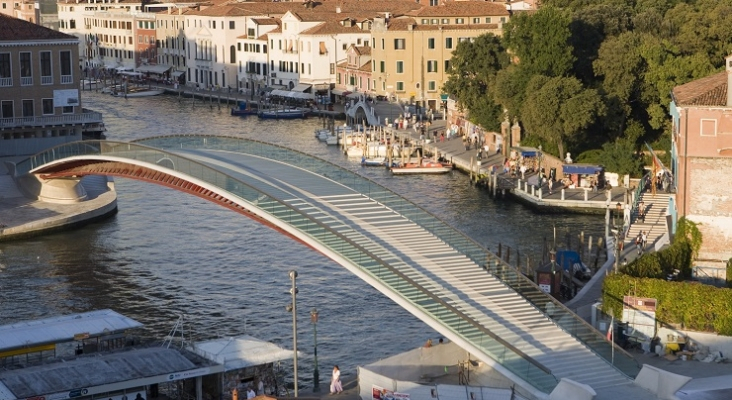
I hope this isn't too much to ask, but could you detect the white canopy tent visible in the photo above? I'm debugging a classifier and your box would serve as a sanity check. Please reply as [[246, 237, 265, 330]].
[[189, 335, 295, 372]]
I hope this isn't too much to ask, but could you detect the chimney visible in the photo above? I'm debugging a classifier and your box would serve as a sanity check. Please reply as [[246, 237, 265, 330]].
[[727, 54, 732, 107], [336, 5, 341, 13], [408, 23, 413, 30]]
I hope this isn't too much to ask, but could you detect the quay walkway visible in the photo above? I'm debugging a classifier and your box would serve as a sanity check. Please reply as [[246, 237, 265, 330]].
[[6, 136, 667, 400]]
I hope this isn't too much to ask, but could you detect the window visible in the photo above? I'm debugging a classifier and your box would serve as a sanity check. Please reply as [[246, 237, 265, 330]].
[[60, 51, 72, 81], [396, 81, 404, 91], [431, 19, 438, 24], [22, 99, 33, 117], [229, 46, 236, 63], [19, 52, 31, 77], [62, 106, 73, 114], [456, 18, 464, 24], [337, 73, 341, 84], [472, 18, 480, 23], [380, 61, 385, 73], [700, 119, 717, 137], [0, 53, 10, 80], [319, 41, 327, 55], [485, 17, 492, 23], [428, 81, 436, 91], [459, 37, 470, 43], [427, 60, 437, 73], [42, 98, 54, 115], [40, 51, 52, 84], [69, 19, 76, 29], [394, 39, 405, 50], [237, 43, 241, 51], [445, 37, 453, 49], [330, 63, 335, 74], [0, 101, 12, 118], [427, 38, 435, 49], [444, 59, 451, 72], [441, 18, 449, 24], [421, 19, 428, 24], [396, 61, 403, 73], [229, 21, 235, 29], [500, 17, 506, 23]]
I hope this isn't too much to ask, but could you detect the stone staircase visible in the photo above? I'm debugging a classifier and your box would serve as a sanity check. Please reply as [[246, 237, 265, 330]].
[[625, 192, 672, 251]]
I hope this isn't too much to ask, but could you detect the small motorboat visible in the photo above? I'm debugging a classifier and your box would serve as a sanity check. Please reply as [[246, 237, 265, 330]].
[[112, 86, 164, 97], [361, 157, 387, 167], [390, 158, 453, 175]]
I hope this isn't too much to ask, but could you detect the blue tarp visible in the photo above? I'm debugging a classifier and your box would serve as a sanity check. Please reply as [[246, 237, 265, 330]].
[[512, 147, 540, 157], [556, 250, 581, 272], [562, 164, 603, 175]]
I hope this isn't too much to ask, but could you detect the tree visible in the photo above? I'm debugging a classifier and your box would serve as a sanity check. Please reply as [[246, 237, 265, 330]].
[[520, 75, 606, 158], [502, 7, 576, 78], [442, 34, 509, 131]]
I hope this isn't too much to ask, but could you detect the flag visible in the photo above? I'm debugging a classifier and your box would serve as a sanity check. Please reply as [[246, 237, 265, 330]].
[[606, 316, 614, 341]]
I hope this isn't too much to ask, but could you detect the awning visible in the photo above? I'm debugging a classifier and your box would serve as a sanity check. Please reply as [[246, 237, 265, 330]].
[[171, 70, 185, 78], [511, 146, 541, 157], [292, 83, 311, 92], [136, 64, 172, 74], [331, 89, 346, 96], [346, 92, 362, 99], [562, 163, 604, 175]]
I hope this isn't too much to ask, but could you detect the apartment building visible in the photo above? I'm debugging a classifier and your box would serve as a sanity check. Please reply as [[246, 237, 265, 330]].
[[370, 2, 508, 110], [235, 17, 278, 94], [156, 6, 190, 80], [0, 15, 104, 157], [335, 44, 371, 94], [669, 56, 732, 264], [0, 0, 40, 23]]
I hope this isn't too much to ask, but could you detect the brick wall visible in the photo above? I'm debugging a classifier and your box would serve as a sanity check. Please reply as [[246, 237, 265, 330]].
[[687, 157, 732, 262]]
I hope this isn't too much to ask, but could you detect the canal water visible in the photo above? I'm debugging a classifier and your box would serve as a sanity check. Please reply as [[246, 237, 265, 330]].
[[0, 92, 605, 388]]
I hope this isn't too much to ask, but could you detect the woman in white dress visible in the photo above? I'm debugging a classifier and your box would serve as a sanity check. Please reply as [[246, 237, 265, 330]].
[[330, 365, 343, 394]]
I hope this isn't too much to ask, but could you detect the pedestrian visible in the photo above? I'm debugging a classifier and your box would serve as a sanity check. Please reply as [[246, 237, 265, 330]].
[[330, 365, 343, 395], [641, 231, 648, 250], [246, 386, 256, 399]]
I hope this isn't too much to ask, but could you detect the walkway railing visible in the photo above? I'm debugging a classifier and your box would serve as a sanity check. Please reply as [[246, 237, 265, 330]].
[[17, 136, 641, 391]]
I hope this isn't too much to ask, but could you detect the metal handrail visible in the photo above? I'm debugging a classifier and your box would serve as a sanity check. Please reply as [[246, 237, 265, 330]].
[[630, 172, 650, 224], [18, 138, 558, 391]]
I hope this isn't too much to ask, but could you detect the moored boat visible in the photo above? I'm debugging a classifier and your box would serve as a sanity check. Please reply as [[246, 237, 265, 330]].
[[231, 101, 257, 116], [361, 157, 388, 167], [258, 108, 306, 119], [390, 158, 453, 175], [112, 86, 164, 97]]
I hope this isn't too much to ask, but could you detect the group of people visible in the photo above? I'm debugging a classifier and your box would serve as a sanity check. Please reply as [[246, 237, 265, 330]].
[[635, 231, 648, 255]]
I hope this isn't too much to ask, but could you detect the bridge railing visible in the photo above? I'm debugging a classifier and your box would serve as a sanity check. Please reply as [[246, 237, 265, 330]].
[[20, 136, 639, 386]]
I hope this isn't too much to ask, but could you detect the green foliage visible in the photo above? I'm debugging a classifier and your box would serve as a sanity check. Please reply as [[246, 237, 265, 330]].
[[676, 217, 703, 258], [603, 274, 732, 334], [597, 138, 645, 177], [502, 7, 576, 78], [520, 75, 605, 158], [442, 34, 509, 131], [620, 235, 692, 279]]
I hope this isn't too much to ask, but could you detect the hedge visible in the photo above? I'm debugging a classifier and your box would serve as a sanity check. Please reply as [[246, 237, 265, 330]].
[[602, 218, 732, 335], [602, 274, 732, 335]]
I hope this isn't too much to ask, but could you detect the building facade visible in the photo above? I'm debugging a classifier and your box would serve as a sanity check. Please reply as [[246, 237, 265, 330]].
[[370, 2, 508, 111], [0, 14, 104, 157], [669, 55, 732, 264], [335, 44, 371, 94]]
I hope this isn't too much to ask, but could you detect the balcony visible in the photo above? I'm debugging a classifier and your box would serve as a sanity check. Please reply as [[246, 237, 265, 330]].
[[41, 76, 53, 85], [0, 77, 11, 87], [0, 111, 103, 130], [21, 76, 33, 86], [61, 75, 73, 84]]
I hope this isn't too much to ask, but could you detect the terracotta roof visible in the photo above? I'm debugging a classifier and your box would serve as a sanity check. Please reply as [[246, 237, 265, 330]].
[[359, 60, 371, 72], [0, 14, 76, 41], [387, 17, 499, 31], [672, 71, 729, 107], [355, 45, 371, 56], [252, 17, 279, 25], [406, 2, 509, 17], [299, 20, 368, 35]]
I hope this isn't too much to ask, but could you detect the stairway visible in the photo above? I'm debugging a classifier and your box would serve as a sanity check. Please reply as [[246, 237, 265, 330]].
[[625, 192, 672, 251]]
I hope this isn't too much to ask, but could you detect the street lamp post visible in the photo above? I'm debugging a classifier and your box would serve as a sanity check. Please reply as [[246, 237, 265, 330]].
[[286, 270, 299, 397], [538, 145, 543, 190], [614, 202, 623, 272], [310, 308, 320, 392]]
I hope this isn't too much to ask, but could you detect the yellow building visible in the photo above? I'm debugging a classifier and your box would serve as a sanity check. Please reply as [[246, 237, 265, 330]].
[[370, 2, 508, 110]]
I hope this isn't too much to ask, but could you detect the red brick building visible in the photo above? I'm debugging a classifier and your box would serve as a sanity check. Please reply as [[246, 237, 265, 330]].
[[670, 55, 732, 265]]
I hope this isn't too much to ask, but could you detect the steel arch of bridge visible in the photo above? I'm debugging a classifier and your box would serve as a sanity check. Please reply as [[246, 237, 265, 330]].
[[16, 136, 640, 396]]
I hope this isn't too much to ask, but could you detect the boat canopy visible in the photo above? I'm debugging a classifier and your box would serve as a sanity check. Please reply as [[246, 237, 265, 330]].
[[511, 146, 541, 157], [562, 163, 603, 175], [270, 89, 315, 99]]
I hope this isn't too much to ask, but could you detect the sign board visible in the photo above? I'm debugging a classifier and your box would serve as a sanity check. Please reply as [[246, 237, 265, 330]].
[[622, 296, 657, 339], [53, 89, 80, 108], [73, 332, 90, 340], [68, 388, 88, 398], [372, 385, 410, 400], [440, 94, 448, 101], [167, 367, 211, 381]]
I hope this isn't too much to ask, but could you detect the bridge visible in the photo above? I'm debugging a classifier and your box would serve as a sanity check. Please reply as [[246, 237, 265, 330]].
[[13, 136, 644, 399]]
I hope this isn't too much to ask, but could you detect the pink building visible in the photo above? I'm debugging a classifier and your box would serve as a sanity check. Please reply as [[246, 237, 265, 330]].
[[669, 55, 732, 264], [335, 45, 372, 96]]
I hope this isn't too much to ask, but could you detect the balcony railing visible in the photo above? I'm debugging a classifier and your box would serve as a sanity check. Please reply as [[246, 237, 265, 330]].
[[21, 76, 33, 86], [41, 76, 53, 85], [0, 111, 103, 129], [0, 77, 11, 87], [61, 75, 73, 84]]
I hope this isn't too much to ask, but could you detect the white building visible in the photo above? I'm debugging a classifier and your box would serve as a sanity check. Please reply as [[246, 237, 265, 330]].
[[156, 6, 190, 81], [235, 17, 278, 95]]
